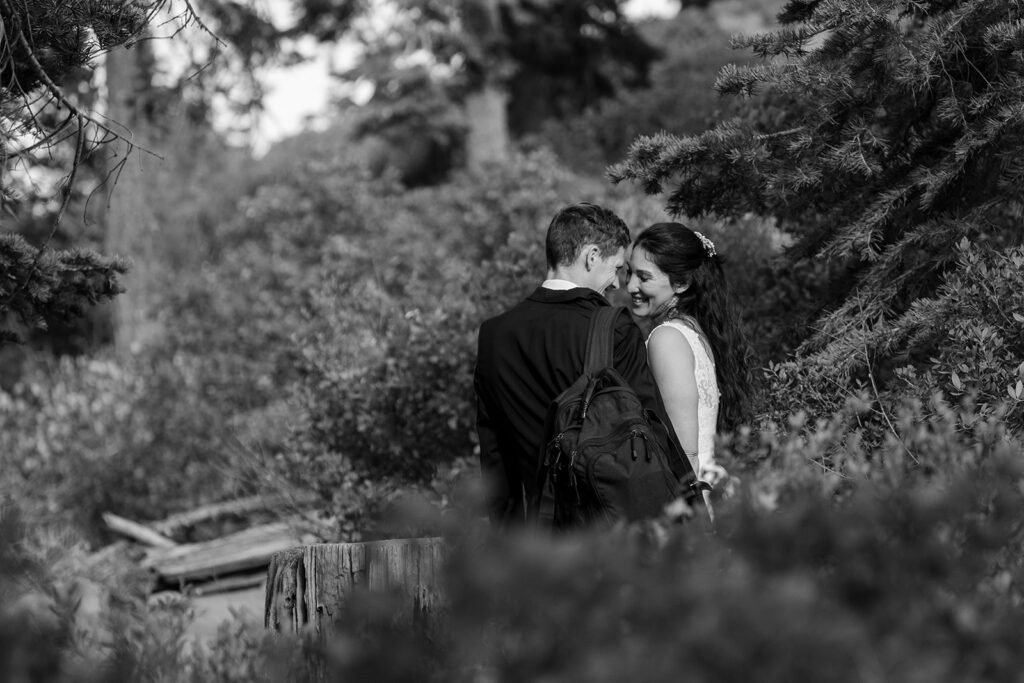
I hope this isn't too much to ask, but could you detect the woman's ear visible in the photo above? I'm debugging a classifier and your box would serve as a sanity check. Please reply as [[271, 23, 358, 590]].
[[674, 282, 689, 294]]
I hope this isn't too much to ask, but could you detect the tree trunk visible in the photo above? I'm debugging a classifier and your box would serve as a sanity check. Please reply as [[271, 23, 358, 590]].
[[265, 538, 446, 637], [103, 42, 162, 357], [462, 0, 509, 168], [465, 84, 510, 169]]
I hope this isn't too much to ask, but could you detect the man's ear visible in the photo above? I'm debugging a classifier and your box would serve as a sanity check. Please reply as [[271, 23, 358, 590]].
[[583, 245, 600, 271]]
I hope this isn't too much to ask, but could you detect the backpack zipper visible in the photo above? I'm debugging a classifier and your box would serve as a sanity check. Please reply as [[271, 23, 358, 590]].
[[574, 421, 648, 454], [637, 430, 651, 462]]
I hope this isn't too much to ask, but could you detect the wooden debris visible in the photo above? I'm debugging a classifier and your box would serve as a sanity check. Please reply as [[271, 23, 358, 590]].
[[151, 494, 316, 536], [102, 512, 177, 548], [144, 522, 309, 584], [265, 537, 446, 636]]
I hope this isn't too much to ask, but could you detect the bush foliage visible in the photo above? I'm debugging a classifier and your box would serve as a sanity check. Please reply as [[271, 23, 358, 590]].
[[4, 400, 1021, 682], [760, 241, 1024, 443], [0, 354, 246, 539]]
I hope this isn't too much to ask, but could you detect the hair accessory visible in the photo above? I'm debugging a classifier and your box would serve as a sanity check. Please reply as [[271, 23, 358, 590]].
[[693, 231, 716, 258]]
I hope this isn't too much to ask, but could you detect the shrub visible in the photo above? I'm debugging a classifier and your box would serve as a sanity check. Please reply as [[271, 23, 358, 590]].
[[894, 242, 1024, 433], [757, 241, 1024, 439], [0, 353, 242, 539], [281, 151, 616, 508]]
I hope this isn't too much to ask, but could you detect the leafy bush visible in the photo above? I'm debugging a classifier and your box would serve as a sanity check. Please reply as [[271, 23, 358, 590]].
[[758, 241, 1024, 440], [280, 152, 569, 510], [0, 354, 242, 538], [895, 242, 1024, 433]]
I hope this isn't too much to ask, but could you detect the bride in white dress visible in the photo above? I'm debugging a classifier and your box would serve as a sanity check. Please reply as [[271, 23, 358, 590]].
[[626, 223, 750, 489]]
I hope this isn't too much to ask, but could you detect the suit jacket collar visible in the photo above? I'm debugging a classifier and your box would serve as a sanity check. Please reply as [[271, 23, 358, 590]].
[[526, 286, 610, 306]]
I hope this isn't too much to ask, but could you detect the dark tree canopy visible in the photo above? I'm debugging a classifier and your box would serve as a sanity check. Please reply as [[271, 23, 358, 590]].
[[612, 0, 1024, 378]]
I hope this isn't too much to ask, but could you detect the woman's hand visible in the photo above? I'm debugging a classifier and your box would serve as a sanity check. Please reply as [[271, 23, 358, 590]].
[[698, 460, 728, 488]]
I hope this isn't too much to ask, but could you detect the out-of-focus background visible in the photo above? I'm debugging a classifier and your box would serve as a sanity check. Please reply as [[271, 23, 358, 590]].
[[2, 0, 1023, 680]]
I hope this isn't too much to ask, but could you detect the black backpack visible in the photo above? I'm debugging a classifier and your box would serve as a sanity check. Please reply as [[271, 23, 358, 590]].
[[534, 306, 707, 528]]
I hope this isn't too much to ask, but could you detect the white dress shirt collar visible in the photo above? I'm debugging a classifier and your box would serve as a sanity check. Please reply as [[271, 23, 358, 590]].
[[541, 278, 582, 290]]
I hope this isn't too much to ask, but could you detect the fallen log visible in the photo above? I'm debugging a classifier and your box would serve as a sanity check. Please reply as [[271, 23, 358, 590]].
[[102, 512, 177, 548], [265, 537, 445, 636], [150, 493, 318, 536], [144, 522, 310, 584]]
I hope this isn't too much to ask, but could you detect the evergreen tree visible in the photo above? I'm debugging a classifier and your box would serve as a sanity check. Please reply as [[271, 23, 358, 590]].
[[0, 1, 275, 346], [611, 0, 1024, 387], [0, 0, 151, 344]]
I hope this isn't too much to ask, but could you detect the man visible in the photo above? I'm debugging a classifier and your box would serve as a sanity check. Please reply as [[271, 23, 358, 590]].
[[474, 202, 695, 528]]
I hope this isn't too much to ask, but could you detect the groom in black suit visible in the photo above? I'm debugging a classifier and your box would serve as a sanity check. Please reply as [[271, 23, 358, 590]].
[[474, 202, 692, 528]]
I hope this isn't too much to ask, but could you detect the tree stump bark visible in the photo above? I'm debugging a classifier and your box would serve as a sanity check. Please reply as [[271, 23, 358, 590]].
[[264, 538, 445, 637]]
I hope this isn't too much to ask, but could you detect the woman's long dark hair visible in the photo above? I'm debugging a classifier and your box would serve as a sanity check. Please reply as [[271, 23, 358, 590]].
[[633, 222, 751, 430]]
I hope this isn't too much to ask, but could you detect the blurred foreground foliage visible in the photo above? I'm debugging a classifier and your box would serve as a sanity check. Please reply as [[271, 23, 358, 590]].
[[2, 399, 1022, 681]]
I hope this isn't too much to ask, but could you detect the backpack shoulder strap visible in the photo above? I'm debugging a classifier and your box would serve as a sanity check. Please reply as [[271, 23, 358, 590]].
[[583, 306, 622, 373]]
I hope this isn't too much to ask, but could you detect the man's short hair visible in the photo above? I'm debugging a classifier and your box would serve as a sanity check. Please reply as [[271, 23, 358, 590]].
[[545, 202, 630, 269]]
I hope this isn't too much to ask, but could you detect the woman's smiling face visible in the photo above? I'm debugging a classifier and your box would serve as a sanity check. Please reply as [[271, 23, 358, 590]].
[[627, 246, 683, 319]]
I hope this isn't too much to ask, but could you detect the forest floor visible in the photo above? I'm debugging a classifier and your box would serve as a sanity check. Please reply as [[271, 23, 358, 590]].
[[186, 584, 265, 644]]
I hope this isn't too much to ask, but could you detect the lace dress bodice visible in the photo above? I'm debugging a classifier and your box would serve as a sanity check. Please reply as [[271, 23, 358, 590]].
[[648, 318, 720, 468]]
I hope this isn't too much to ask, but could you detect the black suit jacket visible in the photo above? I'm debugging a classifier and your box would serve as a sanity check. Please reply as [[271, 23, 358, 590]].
[[474, 286, 692, 526]]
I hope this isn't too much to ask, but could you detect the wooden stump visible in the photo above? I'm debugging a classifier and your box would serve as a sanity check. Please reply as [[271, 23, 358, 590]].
[[264, 538, 445, 637]]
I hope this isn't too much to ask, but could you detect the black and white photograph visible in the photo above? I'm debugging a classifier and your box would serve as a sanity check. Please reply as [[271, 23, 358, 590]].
[[2, 0, 1022, 680]]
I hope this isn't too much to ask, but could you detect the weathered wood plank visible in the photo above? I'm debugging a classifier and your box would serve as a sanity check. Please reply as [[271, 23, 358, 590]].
[[144, 522, 308, 583], [151, 494, 317, 535], [265, 538, 445, 637], [102, 512, 177, 548]]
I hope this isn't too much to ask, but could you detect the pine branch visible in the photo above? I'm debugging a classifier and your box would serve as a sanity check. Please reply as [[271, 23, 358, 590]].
[[0, 0, 215, 342], [731, 26, 828, 58], [0, 233, 128, 343]]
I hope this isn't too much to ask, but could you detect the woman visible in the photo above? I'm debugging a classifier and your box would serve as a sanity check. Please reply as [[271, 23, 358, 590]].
[[626, 222, 750, 487]]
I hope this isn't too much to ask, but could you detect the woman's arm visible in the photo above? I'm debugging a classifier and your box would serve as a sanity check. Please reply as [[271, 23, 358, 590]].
[[611, 311, 696, 483], [646, 325, 700, 476]]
